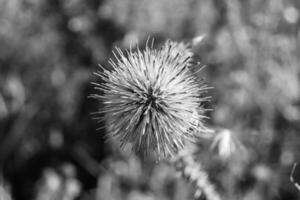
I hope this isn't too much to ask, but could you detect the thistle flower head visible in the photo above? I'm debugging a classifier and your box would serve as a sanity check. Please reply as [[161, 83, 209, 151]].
[[92, 40, 209, 159]]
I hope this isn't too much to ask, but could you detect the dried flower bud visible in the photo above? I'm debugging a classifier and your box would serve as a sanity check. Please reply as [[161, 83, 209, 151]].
[[92, 40, 209, 159], [210, 129, 245, 160]]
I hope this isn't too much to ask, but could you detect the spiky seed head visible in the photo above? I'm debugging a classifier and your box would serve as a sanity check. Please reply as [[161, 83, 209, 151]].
[[92, 40, 209, 159]]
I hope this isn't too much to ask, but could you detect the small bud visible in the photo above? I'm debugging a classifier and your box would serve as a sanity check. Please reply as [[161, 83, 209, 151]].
[[210, 129, 243, 159], [192, 35, 206, 47]]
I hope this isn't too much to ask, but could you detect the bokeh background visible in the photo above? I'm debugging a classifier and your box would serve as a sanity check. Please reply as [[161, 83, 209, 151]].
[[0, 0, 300, 199]]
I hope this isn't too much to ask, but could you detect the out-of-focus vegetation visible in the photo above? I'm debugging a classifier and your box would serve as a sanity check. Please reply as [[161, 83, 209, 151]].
[[0, 0, 299, 199]]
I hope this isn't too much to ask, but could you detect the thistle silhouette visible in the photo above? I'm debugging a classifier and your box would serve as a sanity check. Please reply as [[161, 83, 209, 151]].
[[92, 40, 209, 159]]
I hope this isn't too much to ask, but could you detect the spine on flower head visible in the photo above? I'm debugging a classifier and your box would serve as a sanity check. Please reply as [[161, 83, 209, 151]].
[[92, 39, 210, 160]]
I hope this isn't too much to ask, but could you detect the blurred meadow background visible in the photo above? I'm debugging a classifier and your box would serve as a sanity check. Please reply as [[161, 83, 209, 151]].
[[0, 0, 300, 199]]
